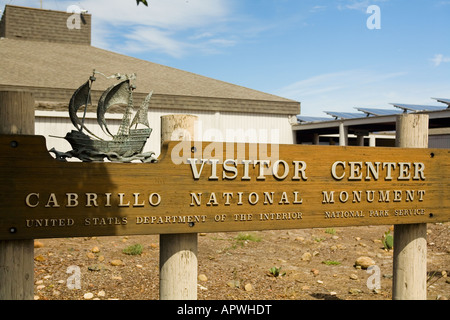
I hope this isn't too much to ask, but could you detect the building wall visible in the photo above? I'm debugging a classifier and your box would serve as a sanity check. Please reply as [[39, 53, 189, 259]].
[[0, 5, 91, 45], [429, 135, 450, 149], [35, 110, 294, 160]]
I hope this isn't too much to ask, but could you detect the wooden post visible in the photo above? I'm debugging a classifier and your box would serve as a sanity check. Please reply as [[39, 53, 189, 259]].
[[0, 91, 35, 300], [339, 122, 348, 146], [159, 114, 198, 300], [393, 113, 429, 300]]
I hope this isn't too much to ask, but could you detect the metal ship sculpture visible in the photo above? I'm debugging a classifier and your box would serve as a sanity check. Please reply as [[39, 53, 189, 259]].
[[51, 71, 156, 163]]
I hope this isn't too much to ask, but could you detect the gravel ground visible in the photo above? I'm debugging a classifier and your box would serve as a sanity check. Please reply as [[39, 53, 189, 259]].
[[33, 223, 449, 300]]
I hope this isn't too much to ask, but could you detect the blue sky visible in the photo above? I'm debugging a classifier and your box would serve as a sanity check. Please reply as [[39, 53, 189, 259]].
[[1, 0, 449, 116]]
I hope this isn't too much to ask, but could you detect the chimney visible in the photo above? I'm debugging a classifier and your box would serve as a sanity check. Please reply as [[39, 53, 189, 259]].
[[0, 5, 91, 45]]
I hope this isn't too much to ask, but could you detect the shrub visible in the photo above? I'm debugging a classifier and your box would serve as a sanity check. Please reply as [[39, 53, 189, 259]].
[[123, 243, 144, 255]]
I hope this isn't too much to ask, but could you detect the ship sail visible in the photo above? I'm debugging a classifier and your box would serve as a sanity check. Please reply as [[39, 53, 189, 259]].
[[97, 79, 130, 137], [68, 80, 91, 131], [130, 91, 152, 129], [68, 79, 102, 140]]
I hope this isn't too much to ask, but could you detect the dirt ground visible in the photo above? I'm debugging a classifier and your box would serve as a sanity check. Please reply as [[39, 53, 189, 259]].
[[33, 222, 449, 300]]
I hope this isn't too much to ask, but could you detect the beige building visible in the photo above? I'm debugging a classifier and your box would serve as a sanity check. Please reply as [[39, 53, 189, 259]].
[[0, 5, 300, 156]]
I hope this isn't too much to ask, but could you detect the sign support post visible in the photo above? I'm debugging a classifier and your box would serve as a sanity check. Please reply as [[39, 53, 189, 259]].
[[0, 91, 35, 300], [159, 115, 198, 300], [393, 113, 428, 300]]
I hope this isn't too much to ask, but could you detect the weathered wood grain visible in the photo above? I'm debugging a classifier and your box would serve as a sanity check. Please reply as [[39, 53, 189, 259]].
[[0, 135, 448, 240]]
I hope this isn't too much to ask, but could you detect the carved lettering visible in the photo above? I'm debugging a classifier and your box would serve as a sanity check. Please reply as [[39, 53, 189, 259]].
[[330, 161, 426, 181]]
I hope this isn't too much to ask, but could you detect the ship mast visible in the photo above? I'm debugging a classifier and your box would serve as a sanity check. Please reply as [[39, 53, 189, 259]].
[[80, 72, 96, 133], [115, 84, 135, 140]]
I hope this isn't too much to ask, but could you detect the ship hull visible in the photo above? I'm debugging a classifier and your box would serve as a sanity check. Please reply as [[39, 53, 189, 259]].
[[65, 129, 151, 158]]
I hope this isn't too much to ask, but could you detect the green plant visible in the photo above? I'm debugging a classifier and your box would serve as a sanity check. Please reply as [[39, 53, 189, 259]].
[[123, 243, 143, 255], [325, 228, 336, 235], [269, 266, 285, 277], [382, 230, 394, 250], [322, 260, 341, 265], [235, 233, 261, 242]]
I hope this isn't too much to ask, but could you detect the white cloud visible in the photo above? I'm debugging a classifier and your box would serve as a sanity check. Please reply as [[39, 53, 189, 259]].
[[274, 69, 409, 115], [276, 70, 406, 99], [337, 0, 388, 12], [65, 0, 228, 29], [431, 54, 450, 67], [122, 26, 185, 58], [1, 0, 235, 58], [310, 5, 327, 13], [75, 0, 233, 57]]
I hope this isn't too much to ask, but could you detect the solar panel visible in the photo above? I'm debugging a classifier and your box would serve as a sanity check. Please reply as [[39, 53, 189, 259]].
[[390, 103, 447, 112], [324, 111, 363, 119], [355, 108, 403, 116], [432, 98, 450, 106], [297, 116, 332, 123]]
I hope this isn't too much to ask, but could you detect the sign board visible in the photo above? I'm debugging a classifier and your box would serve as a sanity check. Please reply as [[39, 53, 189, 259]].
[[0, 134, 449, 240]]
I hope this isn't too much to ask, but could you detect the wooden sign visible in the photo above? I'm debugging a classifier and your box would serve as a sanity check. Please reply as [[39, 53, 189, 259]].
[[0, 134, 449, 240]]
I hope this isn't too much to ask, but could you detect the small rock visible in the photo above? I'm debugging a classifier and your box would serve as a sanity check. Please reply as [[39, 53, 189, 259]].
[[355, 256, 375, 269], [110, 259, 123, 266], [295, 236, 305, 242], [349, 288, 362, 295], [84, 292, 94, 300], [198, 274, 208, 282], [88, 264, 101, 272], [301, 285, 310, 291], [198, 284, 208, 291], [34, 240, 44, 248], [350, 274, 358, 280], [311, 268, 320, 276], [35, 280, 44, 285], [331, 235, 339, 240], [301, 252, 312, 261], [98, 290, 106, 297], [372, 288, 381, 294], [86, 252, 96, 259], [36, 285, 45, 290], [227, 280, 240, 288], [317, 280, 324, 284], [112, 276, 122, 281], [34, 255, 46, 262], [91, 246, 100, 253], [244, 283, 253, 292]]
